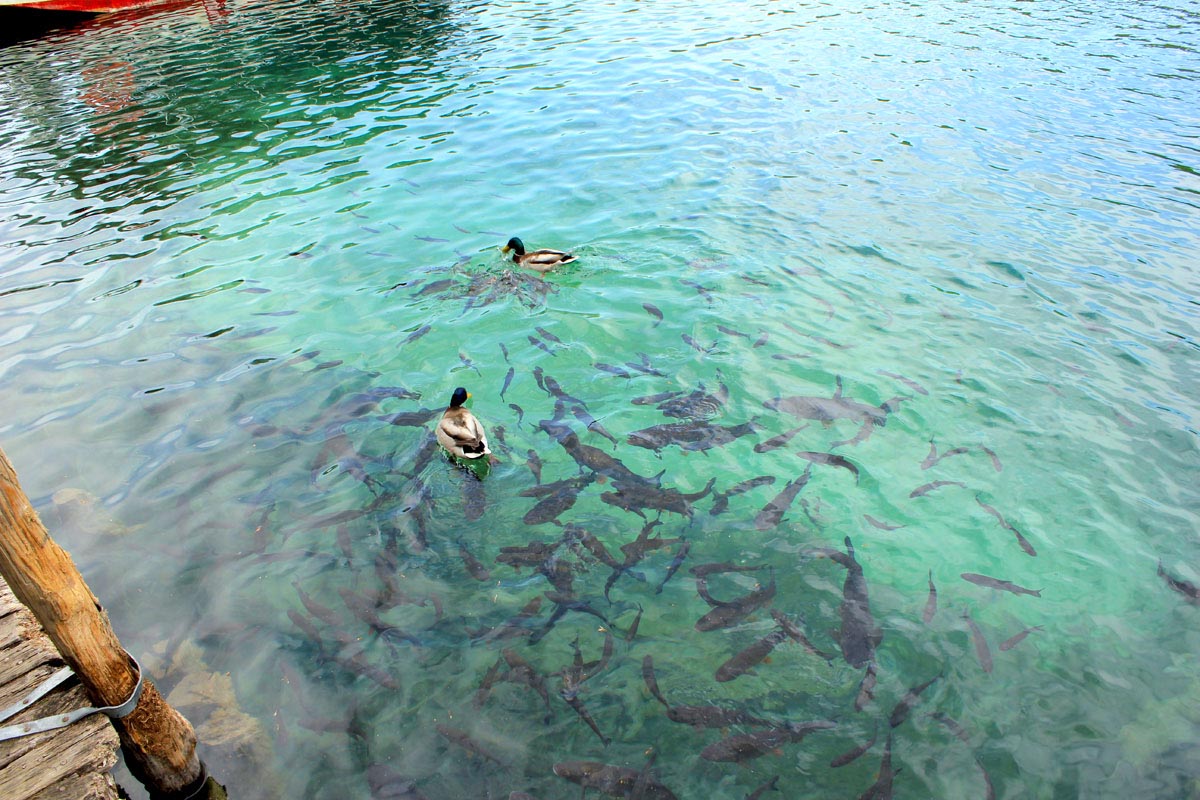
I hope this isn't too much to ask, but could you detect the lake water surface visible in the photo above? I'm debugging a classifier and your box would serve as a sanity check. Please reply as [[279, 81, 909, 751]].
[[1, 0, 1198, 797]]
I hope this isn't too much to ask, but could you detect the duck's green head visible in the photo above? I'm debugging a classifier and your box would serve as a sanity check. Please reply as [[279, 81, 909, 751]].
[[502, 237, 525, 256], [450, 387, 470, 407]]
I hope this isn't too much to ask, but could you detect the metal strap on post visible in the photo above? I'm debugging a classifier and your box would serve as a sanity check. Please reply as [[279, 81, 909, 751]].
[[0, 650, 144, 742]]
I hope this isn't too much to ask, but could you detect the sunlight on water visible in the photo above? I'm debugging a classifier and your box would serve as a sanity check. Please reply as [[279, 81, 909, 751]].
[[1, 0, 1198, 797]]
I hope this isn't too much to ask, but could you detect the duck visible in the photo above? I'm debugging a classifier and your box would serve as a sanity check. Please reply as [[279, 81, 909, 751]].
[[436, 387, 492, 460], [502, 237, 577, 273]]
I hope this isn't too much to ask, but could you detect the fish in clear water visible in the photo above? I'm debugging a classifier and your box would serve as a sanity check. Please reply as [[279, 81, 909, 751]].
[[888, 671, 941, 728], [765, 376, 904, 448], [909, 480, 967, 498], [459, 542, 490, 582], [594, 362, 633, 379], [921, 439, 970, 470], [856, 732, 897, 799], [655, 540, 691, 594], [999, 624, 1044, 651], [876, 369, 929, 396], [525, 449, 542, 483], [980, 444, 1003, 471], [854, 662, 877, 712], [717, 324, 749, 339], [601, 476, 716, 519], [961, 572, 1041, 597], [976, 496, 1037, 556], [754, 467, 812, 530], [435, 723, 506, 765], [710, 475, 776, 516], [831, 537, 883, 668], [627, 419, 758, 454], [625, 353, 667, 377], [700, 721, 837, 763], [508, 402, 525, 427], [681, 332, 716, 353], [963, 609, 994, 673], [528, 334, 556, 356], [552, 760, 677, 800], [923, 570, 938, 624], [744, 776, 779, 800], [695, 572, 776, 632], [642, 302, 663, 326], [830, 721, 878, 768], [753, 425, 808, 453], [715, 627, 790, 682], [864, 514, 904, 531], [500, 367, 515, 400], [680, 278, 715, 303], [401, 324, 431, 345], [796, 450, 860, 483], [771, 608, 835, 661], [499, 341, 511, 363]]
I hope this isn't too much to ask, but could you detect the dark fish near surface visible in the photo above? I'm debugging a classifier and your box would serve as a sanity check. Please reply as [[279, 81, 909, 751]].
[[379, 408, 440, 427], [459, 542, 490, 581], [888, 672, 941, 728], [864, 514, 904, 531], [627, 419, 758, 454], [535, 326, 562, 345], [834, 537, 883, 668], [922, 570, 938, 624], [745, 776, 779, 800], [920, 439, 970, 470], [856, 733, 897, 800], [771, 609, 835, 661], [642, 302, 664, 326], [508, 403, 525, 427], [854, 663, 877, 712], [625, 353, 667, 377], [701, 721, 837, 763], [655, 381, 729, 419], [594, 362, 634, 379], [754, 467, 812, 530], [500, 367, 515, 400], [715, 628, 789, 682], [753, 425, 808, 453], [711, 475, 776, 516], [601, 476, 716, 519], [999, 624, 1043, 651], [830, 721, 878, 768], [528, 334, 556, 356], [655, 540, 691, 594], [367, 765, 429, 800], [552, 761, 677, 800], [797, 450, 860, 483], [877, 369, 929, 396], [435, 724, 506, 766], [681, 333, 716, 353], [499, 341, 511, 364], [1158, 563, 1200, 602], [963, 609, 993, 673], [695, 573, 776, 632], [980, 444, 1003, 471], [909, 480, 967, 498], [976, 496, 1036, 556], [462, 475, 486, 522], [927, 712, 972, 743], [765, 377, 904, 448], [961, 572, 1041, 597], [717, 324, 750, 339]]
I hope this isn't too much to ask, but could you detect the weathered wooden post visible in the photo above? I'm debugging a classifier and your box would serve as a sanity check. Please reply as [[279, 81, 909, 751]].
[[0, 446, 208, 798]]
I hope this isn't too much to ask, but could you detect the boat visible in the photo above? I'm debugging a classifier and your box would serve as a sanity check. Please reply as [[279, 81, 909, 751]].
[[0, 0, 179, 13]]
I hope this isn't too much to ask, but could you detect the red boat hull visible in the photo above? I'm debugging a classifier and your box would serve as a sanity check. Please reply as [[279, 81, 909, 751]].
[[3, 0, 173, 11]]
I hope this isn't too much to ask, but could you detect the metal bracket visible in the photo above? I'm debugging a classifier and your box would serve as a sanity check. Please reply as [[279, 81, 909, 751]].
[[0, 650, 144, 741]]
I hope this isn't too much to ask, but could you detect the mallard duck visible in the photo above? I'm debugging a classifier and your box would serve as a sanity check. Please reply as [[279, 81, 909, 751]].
[[436, 387, 492, 460], [502, 237, 576, 273]]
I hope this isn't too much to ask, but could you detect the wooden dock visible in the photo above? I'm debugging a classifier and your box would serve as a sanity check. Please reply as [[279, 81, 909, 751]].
[[0, 575, 121, 800]]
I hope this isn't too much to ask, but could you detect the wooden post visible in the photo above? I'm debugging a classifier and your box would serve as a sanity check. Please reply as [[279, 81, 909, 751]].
[[0, 447, 206, 798]]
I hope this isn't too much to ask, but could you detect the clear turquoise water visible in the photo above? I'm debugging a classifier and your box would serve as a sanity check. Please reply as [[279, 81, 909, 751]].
[[1, 0, 1198, 797]]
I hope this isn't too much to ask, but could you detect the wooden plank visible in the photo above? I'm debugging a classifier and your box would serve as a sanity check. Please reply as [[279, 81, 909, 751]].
[[0, 575, 120, 800]]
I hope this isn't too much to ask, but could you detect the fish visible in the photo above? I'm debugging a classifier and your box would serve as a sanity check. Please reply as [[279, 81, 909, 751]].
[[960, 572, 1041, 597], [797, 450, 860, 482], [745, 776, 780, 799], [462, 475, 486, 522], [690, 561, 767, 579], [926, 712, 972, 743], [976, 496, 1036, 556], [764, 377, 903, 448], [710, 476, 776, 516], [627, 420, 758, 454], [754, 467, 812, 530], [642, 302, 664, 325], [655, 382, 730, 420], [876, 369, 929, 396], [753, 426, 808, 453], [771, 353, 811, 362], [570, 405, 620, 447], [831, 721, 878, 768], [919, 439, 969, 470], [834, 538, 883, 668], [717, 324, 750, 339], [681, 333, 715, 353], [770, 609, 835, 661], [856, 733, 897, 800], [625, 354, 667, 377], [922, 570, 937, 624], [293, 582, 341, 628], [680, 278, 715, 303], [642, 655, 670, 707], [980, 444, 1003, 471], [435, 724, 506, 766], [501, 649, 553, 723], [474, 657, 503, 709], [594, 362, 634, 379], [909, 480, 967, 498], [655, 540, 691, 594], [524, 449, 542, 484], [500, 367, 515, 400], [695, 573, 777, 632], [535, 326, 563, 345], [1157, 562, 1200, 603], [888, 672, 941, 728], [508, 403, 525, 427], [470, 596, 544, 645], [400, 324, 431, 345], [962, 609, 993, 673], [848, 663, 876, 714], [559, 687, 610, 745], [459, 542, 490, 581], [499, 342, 511, 364], [528, 335, 556, 356], [552, 761, 677, 800], [601, 476, 716, 519], [701, 721, 837, 763], [999, 624, 1044, 651], [415, 235, 449, 243], [624, 605, 644, 642], [378, 408, 440, 427], [366, 764, 428, 799], [864, 514, 904, 531], [752, 332, 769, 348], [715, 628, 790, 682]]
